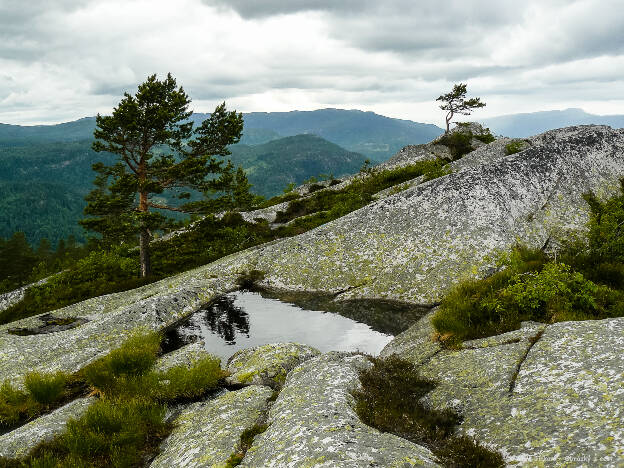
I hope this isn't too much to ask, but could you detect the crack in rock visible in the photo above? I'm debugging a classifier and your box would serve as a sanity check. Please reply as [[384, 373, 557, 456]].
[[508, 328, 546, 394]]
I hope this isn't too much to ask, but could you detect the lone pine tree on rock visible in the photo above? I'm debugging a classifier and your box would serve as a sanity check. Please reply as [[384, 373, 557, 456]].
[[80, 73, 245, 277], [437, 83, 486, 133]]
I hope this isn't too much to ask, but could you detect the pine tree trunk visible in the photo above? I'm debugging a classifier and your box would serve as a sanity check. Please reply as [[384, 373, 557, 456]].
[[138, 190, 151, 278], [140, 227, 151, 278]]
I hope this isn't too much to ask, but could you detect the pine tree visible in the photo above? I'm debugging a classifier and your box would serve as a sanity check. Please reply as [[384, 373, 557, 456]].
[[80, 73, 244, 277], [436, 83, 486, 132]]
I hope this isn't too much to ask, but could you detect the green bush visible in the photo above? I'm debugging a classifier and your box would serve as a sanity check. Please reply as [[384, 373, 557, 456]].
[[474, 131, 496, 144], [504, 140, 527, 155], [152, 356, 225, 401], [433, 242, 624, 345], [81, 331, 160, 396], [437, 132, 474, 160], [24, 372, 68, 406], [496, 263, 602, 322]]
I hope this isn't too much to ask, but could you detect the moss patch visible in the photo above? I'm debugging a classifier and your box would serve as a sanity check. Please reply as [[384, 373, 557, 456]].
[[225, 422, 269, 467]]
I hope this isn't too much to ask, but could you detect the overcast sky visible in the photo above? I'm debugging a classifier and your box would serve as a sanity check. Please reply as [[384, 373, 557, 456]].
[[1, 0, 623, 126]]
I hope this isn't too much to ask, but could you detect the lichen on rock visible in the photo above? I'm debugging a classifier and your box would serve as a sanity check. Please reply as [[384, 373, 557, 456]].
[[150, 385, 273, 468], [385, 316, 624, 465], [226, 342, 320, 389], [240, 352, 439, 467]]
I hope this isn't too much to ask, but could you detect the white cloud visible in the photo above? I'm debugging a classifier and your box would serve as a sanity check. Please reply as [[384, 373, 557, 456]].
[[0, 0, 622, 126]]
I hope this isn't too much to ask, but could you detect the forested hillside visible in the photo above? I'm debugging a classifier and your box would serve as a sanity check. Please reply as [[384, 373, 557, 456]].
[[0, 134, 367, 245], [229, 134, 368, 196]]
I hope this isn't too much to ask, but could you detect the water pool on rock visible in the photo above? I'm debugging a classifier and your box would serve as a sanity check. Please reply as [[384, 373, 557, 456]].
[[163, 291, 422, 361]]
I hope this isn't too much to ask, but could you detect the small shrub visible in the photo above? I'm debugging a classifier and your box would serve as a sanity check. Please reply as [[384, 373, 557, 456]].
[[432, 247, 548, 343], [504, 140, 527, 155], [82, 331, 160, 396], [24, 372, 68, 406], [152, 355, 225, 401], [236, 270, 266, 291], [474, 130, 496, 144], [359, 159, 373, 174], [433, 243, 622, 344], [497, 263, 602, 323], [437, 132, 474, 160]]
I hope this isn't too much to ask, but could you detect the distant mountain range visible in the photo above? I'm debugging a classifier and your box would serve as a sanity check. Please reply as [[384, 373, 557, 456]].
[[197, 108, 443, 161], [1, 108, 444, 161], [482, 108, 624, 138]]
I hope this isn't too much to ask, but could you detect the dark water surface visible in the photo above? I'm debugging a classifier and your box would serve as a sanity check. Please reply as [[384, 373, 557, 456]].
[[163, 291, 425, 362]]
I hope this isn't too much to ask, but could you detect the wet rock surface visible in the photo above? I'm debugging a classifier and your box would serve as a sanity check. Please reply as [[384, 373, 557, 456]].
[[383, 314, 624, 466], [150, 385, 273, 468], [0, 397, 94, 458], [240, 352, 439, 468], [7, 313, 88, 336], [226, 342, 321, 389]]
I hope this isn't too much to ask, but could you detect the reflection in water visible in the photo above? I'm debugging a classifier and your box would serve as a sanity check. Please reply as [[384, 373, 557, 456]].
[[163, 291, 400, 361], [204, 295, 250, 344]]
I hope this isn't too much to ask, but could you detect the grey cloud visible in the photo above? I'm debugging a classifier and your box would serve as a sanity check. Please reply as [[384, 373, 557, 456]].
[[204, 0, 367, 18], [207, 0, 624, 70], [0, 0, 97, 61]]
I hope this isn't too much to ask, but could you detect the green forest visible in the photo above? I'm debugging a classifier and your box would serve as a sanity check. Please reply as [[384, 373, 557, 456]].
[[0, 135, 366, 246]]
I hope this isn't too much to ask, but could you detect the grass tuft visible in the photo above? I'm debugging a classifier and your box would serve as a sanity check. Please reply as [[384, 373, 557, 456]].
[[152, 355, 225, 402], [4, 331, 226, 467], [24, 372, 68, 406], [225, 422, 269, 468], [81, 330, 160, 397]]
